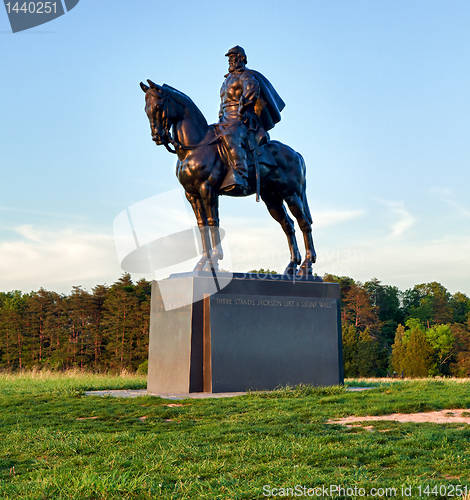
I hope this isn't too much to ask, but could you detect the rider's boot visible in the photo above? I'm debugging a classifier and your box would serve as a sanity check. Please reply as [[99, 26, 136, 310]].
[[220, 137, 250, 196], [220, 165, 249, 196]]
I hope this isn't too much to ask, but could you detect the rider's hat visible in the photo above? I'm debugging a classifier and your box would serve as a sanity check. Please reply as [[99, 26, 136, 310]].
[[225, 45, 246, 58]]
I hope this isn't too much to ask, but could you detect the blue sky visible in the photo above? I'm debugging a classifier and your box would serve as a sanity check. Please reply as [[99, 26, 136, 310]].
[[1, 0, 469, 295]]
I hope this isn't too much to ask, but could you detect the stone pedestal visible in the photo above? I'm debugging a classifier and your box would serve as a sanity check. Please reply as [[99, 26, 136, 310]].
[[147, 272, 343, 394]]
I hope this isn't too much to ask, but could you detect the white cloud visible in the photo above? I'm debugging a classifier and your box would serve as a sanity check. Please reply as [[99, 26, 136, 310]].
[[0, 226, 122, 294], [219, 207, 365, 273], [446, 200, 470, 218], [313, 209, 366, 228], [0, 206, 364, 293], [429, 188, 470, 218], [0, 206, 85, 221], [377, 199, 416, 238], [217, 206, 470, 295], [2, 200, 468, 298], [429, 187, 453, 197], [218, 223, 470, 295], [346, 235, 470, 295], [222, 207, 365, 232]]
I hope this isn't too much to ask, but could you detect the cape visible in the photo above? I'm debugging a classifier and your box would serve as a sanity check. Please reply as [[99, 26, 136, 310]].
[[243, 68, 286, 131]]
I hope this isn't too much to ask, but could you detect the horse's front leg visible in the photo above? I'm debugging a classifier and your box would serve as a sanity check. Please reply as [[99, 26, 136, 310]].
[[200, 183, 223, 271], [185, 192, 212, 272]]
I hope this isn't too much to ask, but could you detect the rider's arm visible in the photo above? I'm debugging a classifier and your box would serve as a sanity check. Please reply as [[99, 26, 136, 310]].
[[238, 73, 260, 118]]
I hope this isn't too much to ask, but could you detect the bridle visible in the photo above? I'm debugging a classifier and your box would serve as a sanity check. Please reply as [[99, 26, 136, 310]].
[[150, 91, 179, 154], [151, 90, 222, 154]]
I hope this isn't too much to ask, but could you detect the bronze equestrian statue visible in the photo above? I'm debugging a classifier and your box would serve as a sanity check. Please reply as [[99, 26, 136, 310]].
[[140, 46, 317, 276]]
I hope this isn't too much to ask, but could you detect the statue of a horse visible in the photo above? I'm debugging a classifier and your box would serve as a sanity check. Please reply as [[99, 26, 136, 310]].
[[140, 80, 317, 276]]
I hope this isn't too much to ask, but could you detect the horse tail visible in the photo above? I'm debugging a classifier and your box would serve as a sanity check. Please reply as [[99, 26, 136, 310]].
[[299, 154, 313, 224]]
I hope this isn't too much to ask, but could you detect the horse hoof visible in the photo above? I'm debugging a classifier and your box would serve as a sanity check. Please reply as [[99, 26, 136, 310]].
[[202, 259, 219, 272], [193, 258, 209, 272], [283, 263, 298, 275], [297, 265, 313, 277]]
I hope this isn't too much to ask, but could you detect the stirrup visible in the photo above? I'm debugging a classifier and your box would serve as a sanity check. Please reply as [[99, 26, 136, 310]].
[[219, 180, 249, 196], [220, 167, 249, 196]]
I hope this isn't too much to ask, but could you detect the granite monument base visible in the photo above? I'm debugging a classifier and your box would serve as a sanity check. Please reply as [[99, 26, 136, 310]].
[[147, 272, 343, 394]]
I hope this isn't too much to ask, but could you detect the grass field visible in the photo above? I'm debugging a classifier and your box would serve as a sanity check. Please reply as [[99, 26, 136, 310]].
[[1, 371, 470, 499]]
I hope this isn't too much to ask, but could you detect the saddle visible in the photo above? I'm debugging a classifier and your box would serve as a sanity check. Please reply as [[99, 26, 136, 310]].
[[246, 142, 278, 169], [214, 128, 278, 171], [189, 124, 277, 196]]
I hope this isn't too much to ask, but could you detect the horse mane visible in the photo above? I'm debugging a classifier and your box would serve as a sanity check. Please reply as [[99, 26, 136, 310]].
[[162, 84, 208, 128]]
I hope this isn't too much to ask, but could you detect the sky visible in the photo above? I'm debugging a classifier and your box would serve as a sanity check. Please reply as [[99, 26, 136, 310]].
[[1, 0, 469, 296]]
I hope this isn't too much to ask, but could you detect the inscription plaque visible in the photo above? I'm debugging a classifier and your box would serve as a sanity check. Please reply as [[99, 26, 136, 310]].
[[208, 294, 340, 392], [148, 273, 343, 394]]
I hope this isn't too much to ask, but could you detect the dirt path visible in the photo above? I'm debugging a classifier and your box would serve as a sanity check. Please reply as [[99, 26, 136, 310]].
[[328, 409, 470, 426]]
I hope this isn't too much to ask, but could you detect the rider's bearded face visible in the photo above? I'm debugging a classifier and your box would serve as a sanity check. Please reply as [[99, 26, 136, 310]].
[[228, 54, 245, 73]]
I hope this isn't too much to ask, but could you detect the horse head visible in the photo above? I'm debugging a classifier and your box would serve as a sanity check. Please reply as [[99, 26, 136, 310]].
[[140, 80, 178, 154], [141, 81, 209, 154]]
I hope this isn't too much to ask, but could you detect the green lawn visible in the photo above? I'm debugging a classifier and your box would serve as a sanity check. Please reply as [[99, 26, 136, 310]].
[[1, 372, 470, 499]]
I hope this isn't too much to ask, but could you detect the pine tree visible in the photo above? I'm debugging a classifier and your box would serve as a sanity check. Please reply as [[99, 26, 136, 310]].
[[66, 287, 98, 370], [391, 324, 406, 374], [449, 318, 470, 377], [45, 291, 68, 369], [357, 328, 376, 377], [131, 279, 151, 370], [0, 292, 27, 369], [90, 284, 109, 370], [342, 324, 359, 377], [27, 289, 59, 366], [102, 274, 140, 371], [402, 323, 433, 377]]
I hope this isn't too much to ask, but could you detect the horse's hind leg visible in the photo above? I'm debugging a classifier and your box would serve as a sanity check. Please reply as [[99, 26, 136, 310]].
[[284, 193, 317, 276], [186, 192, 212, 272], [261, 191, 301, 275]]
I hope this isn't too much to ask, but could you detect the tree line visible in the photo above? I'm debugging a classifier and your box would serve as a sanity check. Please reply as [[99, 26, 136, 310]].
[[323, 275, 470, 378], [1, 272, 469, 377], [0, 274, 150, 372]]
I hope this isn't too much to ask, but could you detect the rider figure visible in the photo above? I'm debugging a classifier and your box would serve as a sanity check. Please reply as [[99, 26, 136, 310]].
[[218, 46, 285, 195]]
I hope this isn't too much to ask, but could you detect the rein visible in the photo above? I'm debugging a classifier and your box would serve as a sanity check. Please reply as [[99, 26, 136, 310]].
[[169, 132, 222, 152], [158, 92, 222, 154]]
